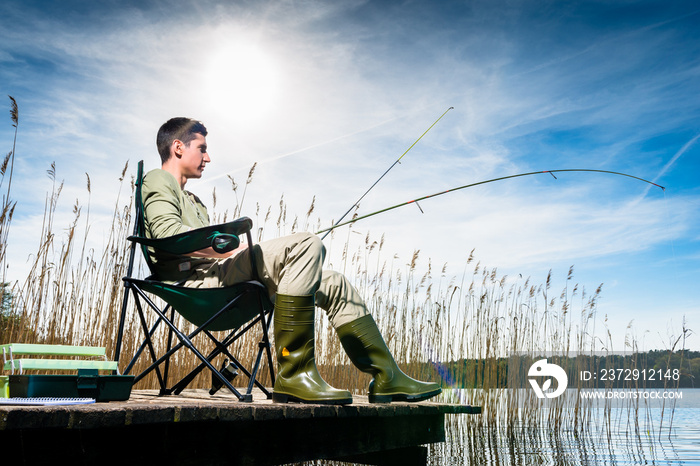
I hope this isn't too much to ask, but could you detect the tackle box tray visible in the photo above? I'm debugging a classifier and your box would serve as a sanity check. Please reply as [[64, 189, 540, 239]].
[[9, 371, 134, 401]]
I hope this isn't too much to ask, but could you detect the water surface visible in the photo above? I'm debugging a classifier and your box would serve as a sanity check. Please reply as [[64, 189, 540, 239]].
[[429, 388, 700, 465]]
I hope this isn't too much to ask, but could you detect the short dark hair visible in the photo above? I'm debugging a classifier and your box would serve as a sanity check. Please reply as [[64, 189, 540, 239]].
[[156, 117, 208, 164]]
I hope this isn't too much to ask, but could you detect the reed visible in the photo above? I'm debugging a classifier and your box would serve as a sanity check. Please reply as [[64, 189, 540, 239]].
[[0, 98, 688, 453]]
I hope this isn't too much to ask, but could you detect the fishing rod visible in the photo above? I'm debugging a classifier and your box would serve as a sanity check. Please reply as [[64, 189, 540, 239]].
[[316, 169, 666, 235], [320, 106, 454, 240]]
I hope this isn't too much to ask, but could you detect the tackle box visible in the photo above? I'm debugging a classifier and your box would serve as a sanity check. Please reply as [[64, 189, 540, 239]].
[[7, 371, 133, 401], [1, 343, 134, 401]]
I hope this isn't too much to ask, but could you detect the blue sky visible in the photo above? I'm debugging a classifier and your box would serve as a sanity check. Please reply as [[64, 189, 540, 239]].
[[1, 0, 698, 351]]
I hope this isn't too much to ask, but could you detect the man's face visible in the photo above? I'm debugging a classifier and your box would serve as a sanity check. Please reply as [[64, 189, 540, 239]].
[[177, 133, 210, 179]]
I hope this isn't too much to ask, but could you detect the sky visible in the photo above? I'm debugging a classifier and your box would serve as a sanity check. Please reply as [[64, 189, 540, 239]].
[[0, 0, 698, 352]]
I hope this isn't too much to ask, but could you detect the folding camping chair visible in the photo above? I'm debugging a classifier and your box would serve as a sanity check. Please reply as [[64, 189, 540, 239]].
[[113, 161, 275, 402]]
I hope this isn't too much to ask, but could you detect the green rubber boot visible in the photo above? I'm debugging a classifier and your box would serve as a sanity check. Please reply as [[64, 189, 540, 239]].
[[272, 294, 352, 405], [337, 315, 441, 403]]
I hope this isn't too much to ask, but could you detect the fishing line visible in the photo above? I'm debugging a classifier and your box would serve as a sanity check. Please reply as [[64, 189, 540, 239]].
[[316, 169, 665, 235], [320, 106, 454, 239]]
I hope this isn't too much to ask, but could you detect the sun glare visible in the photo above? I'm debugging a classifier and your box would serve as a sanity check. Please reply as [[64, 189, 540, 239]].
[[203, 43, 279, 124]]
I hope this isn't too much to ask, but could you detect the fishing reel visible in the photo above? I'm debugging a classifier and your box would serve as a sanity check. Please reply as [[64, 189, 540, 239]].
[[209, 231, 240, 254]]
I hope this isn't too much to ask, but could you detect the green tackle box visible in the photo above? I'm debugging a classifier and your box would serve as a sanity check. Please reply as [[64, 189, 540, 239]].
[[2, 343, 134, 401], [8, 371, 134, 401]]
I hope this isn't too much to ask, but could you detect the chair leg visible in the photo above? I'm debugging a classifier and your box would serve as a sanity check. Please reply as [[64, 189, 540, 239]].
[[171, 323, 272, 399], [130, 288, 247, 399], [133, 293, 166, 391], [125, 282, 275, 402], [246, 341, 271, 398], [161, 318, 247, 400], [170, 298, 274, 400], [171, 332, 231, 395], [162, 307, 176, 395], [123, 314, 163, 376], [259, 296, 276, 388]]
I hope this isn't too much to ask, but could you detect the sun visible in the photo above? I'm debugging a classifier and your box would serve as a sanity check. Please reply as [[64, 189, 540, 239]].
[[203, 43, 279, 124]]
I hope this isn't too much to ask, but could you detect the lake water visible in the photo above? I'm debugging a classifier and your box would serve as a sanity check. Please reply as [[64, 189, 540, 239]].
[[304, 389, 700, 465], [426, 388, 700, 465]]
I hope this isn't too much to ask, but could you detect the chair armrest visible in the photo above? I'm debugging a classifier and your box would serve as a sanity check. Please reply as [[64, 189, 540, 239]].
[[128, 217, 253, 255]]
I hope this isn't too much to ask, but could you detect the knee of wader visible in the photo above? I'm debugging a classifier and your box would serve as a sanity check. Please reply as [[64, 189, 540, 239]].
[[320, 270, 351, 295], [296, 231, 326, 261]]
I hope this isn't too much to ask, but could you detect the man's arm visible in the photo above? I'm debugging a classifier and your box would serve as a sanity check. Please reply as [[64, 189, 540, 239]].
[[187, 243, 247, 259], [142, 169, 197, 238], [142, 169, 247, 259]]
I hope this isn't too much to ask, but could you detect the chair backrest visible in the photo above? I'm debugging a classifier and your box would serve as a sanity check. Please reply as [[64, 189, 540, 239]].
[[133, 160, 159, 277]]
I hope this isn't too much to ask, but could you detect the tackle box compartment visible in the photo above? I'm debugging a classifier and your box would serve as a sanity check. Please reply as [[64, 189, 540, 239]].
[[8, 371, 134, 401]]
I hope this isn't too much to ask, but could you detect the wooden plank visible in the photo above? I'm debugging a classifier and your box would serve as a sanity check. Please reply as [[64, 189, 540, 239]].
[[0, 389, 480, 429], [0, 389, 474, 464], [0, 389, 481, 464]]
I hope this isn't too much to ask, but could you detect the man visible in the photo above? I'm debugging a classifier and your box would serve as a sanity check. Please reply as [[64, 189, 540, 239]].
[[142, 117, 441, 404]]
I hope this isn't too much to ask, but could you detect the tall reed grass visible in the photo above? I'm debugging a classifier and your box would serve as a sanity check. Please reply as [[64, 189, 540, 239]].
[[1, 97, 689, 449]]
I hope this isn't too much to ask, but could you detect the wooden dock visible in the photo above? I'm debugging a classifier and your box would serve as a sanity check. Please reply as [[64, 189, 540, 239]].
[[0, 389, 480, 465]]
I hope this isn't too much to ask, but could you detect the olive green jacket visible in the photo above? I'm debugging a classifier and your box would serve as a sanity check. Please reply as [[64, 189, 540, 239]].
[[141, 168, 214, 281]]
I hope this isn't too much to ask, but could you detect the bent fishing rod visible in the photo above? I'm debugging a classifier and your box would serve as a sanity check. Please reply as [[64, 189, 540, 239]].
[[320, 106, 454, 240], [316, 169, 665, 235]]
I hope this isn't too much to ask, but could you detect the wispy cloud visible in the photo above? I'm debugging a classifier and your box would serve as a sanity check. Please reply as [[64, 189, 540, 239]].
[[654, 132, 700, 182]]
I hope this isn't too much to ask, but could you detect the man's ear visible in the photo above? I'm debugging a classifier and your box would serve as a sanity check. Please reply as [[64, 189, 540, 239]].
[[172, 139, 184, 158]]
